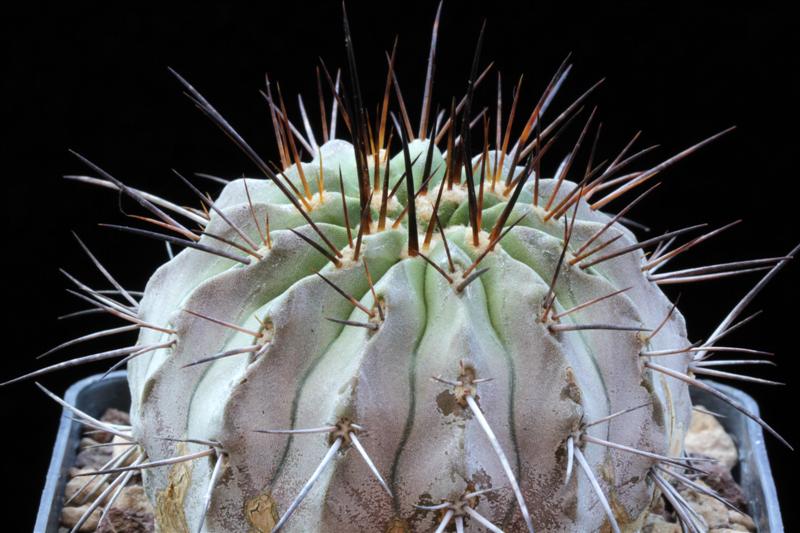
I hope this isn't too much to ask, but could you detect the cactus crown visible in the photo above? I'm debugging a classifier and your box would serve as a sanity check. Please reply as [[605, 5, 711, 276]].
[[4, 3, 796, 533]]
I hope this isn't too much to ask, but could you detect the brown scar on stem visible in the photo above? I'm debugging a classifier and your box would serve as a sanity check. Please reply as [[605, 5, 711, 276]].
[[155, 443, 192, 533], [245, 491, 279, 533]]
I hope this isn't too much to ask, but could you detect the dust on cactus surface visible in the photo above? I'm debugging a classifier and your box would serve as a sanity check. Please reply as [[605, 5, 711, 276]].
[[2, 2, 797, 533]]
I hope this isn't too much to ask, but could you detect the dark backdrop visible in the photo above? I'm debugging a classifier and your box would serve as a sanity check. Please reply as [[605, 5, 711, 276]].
[[2, 2, 797, 531]]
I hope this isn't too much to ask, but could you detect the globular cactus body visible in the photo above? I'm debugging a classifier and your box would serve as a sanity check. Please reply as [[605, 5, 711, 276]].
[[130, 137, 692, 532], [7, 5, 794, 533]]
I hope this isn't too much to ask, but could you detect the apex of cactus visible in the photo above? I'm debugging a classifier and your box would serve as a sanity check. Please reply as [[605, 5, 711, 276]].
[[6, 3, 796, 533]]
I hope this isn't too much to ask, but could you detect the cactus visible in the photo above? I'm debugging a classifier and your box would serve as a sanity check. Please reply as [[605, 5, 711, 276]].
[[4, 4, 795, 532]]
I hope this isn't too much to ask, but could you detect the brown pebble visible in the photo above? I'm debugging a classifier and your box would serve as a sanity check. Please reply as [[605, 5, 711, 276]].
[[96, 486, 155, 533], [83, 427, 114, 444], [728, 508, 756, 531], [74, 445, 113, 470], [101, 407, 131, 426], [115, 486, 152, 514], [110, 435, 137, 466], [79, 437, 101, 449], [97, 507, 155, 533], [64, 475, 110, 505], [642, 514, 681, 532], [685, 408, 738, 469], [61, 505, 102, 532], [701, 462, 748, 511], [683, 486, 729, 529]]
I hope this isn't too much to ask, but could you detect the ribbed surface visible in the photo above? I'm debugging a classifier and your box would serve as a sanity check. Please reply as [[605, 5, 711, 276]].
[[128, 140, 691, 532]]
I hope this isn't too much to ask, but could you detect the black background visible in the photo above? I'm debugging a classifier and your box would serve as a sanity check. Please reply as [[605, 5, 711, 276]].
[[2, 2, 798, 531]]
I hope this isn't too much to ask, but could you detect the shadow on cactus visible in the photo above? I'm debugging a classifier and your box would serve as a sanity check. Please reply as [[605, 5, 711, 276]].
[[4, 3, 796, 532]]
